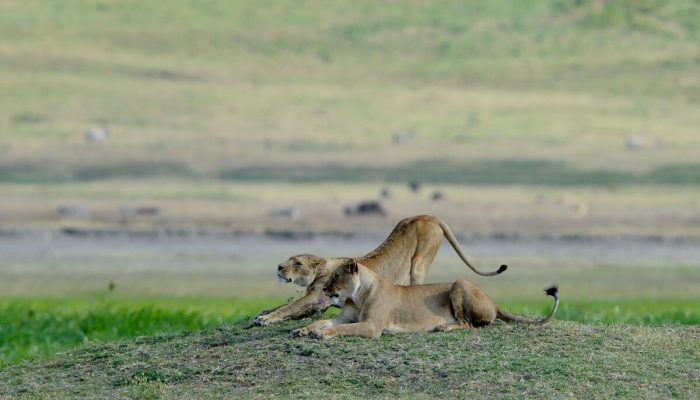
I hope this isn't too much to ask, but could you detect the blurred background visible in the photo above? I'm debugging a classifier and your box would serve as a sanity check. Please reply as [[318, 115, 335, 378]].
[[1, 0, 699, 366]]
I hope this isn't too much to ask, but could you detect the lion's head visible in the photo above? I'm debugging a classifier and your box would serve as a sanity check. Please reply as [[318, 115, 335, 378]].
[[277, 254, 325, 287], [323, 258, 360, 306]]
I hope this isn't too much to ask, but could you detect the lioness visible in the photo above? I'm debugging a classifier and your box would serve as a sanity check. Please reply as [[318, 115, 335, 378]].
[[293, 259, 559, 339], [254, 215, 507, 326]]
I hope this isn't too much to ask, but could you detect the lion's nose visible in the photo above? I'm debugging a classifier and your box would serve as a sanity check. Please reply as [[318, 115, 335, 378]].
[[278, 264, 284, 271]]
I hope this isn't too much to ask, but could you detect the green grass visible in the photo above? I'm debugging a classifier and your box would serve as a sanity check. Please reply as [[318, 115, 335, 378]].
[[0, 160, 194, 183], [6, 159, 700, 186], [7, 159, 700, 186], [1, 296, 698, 370], [0, 319, 698, 399], [507, 299, 700, 326], [0, 297, 284, 369], [222, 159, 700, 186]]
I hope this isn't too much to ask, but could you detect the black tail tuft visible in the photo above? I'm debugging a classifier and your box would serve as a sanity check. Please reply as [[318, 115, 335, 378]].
[[497, 264, 508, 274], [544, 285, 559, 298]]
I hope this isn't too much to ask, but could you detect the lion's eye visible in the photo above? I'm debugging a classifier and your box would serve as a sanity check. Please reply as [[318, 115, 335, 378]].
[[294, 263, 302, 269]]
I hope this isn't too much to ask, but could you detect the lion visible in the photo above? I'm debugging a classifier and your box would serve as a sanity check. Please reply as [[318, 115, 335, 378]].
[[253, 215, 507, 326], [292, 258, 558, 339]]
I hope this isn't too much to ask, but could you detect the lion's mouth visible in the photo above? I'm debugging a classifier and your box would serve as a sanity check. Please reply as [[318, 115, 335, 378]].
[[328, 293, 342, 306], [277, 273, 292, 283]]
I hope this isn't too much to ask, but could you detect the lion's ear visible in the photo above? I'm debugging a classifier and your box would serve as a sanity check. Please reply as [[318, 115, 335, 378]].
[[343, 259, 358, 274], [310, 256, 325, 270]]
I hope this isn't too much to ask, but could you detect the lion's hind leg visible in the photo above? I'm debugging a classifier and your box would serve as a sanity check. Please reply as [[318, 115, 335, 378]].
[[433, 322, 471, 333], [449, 279, 497, 327], [409, 228, 442, 284]]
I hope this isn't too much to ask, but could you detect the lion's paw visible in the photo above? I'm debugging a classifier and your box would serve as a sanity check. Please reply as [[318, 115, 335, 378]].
[[256, 309, 272, 317], [308, 330, 329, 340], [253, 313, 279, 327], [432, 324, 454, 333], [291, 328, 309, 337]]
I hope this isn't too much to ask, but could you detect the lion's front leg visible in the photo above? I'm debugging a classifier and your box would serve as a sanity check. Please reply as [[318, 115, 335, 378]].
[[292, 318, 336, 337], [311, 322, 383, 339], [253, 292, 330, 326], [294, 300, 360, 337]]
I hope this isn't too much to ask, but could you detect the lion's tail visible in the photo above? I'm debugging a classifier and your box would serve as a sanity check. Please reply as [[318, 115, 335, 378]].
[[439, 220, 507, 276], [497, 285, 559, 325]]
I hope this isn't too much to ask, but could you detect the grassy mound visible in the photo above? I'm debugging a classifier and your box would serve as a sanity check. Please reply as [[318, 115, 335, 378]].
[[1, 296, 699, 371], [1, 319, 698, 399]]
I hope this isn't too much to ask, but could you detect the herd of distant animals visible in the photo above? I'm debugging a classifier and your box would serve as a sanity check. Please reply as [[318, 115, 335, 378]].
[[252, 215, 559, 339]]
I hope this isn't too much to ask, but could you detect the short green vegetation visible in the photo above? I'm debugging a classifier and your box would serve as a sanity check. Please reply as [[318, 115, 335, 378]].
[[0, 298, 282, 369], [222, 160, 700, 186], [1, 320, 697, 399], [1, 296, 698, 370]]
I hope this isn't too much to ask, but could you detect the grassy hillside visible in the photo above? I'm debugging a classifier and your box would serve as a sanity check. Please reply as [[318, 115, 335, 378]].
[[2, 296, 699, 370], [1, 0, 700, 181], [1, 319, 698, 399]]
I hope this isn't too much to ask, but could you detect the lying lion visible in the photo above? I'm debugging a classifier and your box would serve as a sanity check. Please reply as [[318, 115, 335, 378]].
[[254, 215, 507, 326], [293, 259, 559, 339]]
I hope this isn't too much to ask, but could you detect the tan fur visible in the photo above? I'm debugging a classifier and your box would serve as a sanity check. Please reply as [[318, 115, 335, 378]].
[[293, 259, 559, 339], [254, 215, 507, 326]]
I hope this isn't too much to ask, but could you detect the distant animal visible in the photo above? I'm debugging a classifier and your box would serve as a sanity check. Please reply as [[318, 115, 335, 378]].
[[269, 207, 301, 220], [408, 181, 421, 193], [392, 130, 416, 144], [120, 206, 160, 217], [431, 190, 444, 201], [253, 215, 507, 326], [571, 202, 589, 218], [380, 188, 391, 199], [57, 205, 91, 218], [84, 127, 110, 142], [134, 207, 159, 216], [344, 201, 386, 217], [293, 259, 558, 339], [626, 135, 645, 150]]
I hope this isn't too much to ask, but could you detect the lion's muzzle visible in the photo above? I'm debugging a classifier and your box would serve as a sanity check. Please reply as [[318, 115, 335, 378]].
[[326, 291, 342, 306], [277, 270, 292, 283]]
